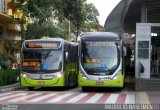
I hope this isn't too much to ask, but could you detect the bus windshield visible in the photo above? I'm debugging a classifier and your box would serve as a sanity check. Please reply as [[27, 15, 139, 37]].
[[81, 41, 120, 75], [22, 50, 62, 73]]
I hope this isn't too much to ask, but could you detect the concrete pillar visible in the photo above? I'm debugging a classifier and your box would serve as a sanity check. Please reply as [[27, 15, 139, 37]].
[[136, 23, 151, 79], [141, 3, 147, 23]]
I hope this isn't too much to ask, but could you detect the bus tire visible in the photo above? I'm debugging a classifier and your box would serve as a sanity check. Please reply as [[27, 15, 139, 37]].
[[74, 76, 78, 87], [68, 76, 70, 87], [28, 87, 34, 91], [65, 76, 69, 87]]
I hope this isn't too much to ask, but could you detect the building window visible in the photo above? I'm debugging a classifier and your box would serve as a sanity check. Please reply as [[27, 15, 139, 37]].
[[0, 0, 7, 13]]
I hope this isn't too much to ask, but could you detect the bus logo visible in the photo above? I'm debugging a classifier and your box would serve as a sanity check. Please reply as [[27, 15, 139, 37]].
[[98, 77, 111, 80], [42, 64, 48, 70]]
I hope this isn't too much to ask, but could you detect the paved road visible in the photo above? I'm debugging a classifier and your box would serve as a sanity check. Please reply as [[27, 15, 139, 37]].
[[0, 90, 136, 104], [1, 76, 160, 110], [0, 88, 160, 110]]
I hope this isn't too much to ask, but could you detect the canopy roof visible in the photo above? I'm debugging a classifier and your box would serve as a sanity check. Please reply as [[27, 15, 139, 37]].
[[104, 0, 160, 34]]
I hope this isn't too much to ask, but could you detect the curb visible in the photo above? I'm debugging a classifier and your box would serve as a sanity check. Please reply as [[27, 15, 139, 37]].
[[0, 82, 27, 93]]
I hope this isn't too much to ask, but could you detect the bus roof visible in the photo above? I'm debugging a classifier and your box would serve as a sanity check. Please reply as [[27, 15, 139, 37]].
[[22, 38, 78, 50], [80, 32, 120, 41], [23, 38, 64, 42]]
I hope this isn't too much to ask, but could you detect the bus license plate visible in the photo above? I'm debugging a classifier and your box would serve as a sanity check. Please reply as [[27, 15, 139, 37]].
[[96, 81, 104, 86], [37, 81, 45, 85]]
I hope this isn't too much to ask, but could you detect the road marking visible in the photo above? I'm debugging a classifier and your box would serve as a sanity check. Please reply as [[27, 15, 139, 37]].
[[57, 93, 80, 103], [47, 93, 73, 103], [139, 92, 150, 104], [27, 94, 56, 103], [96, 94, 110, 104], [125, 93, 135, 104], [0, 93, 27, 101], [0, 91, 137, 104], [8, 93, 42, 102], [39, 93, 65, 103], [0, 92, 15, 97], [85, 94, 103, 103], [116, 94, 127, 104], [105, 94, 119, 103], [76, 93, 95, 104], [66, 94, 88, 103]]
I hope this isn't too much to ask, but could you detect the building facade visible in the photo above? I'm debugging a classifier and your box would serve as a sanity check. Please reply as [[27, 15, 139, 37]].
[[0, 0, 22, 54]]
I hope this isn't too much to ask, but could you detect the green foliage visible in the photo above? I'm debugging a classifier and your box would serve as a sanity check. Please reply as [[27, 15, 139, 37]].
[[0, 70, 5, 86], [81, 22, 102, 32], [15, 0, 100, 40], [65, 0, 86, 37], [0, 68, 19, 86], [79, 3, 102, 32], [56, 22, 71, 40], [84, 3, 99, 23], [26, 22, 68, 39], [21, 0, 54, 25], [0, 53, 15, 70], [4, 40, 19, 53]]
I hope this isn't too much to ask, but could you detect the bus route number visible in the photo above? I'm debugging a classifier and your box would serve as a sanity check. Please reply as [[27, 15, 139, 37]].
[[23, 62, 40, 67], [85, 58, 100, 63]]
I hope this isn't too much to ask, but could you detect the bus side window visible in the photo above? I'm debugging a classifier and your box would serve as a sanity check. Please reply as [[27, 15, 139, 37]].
[[64, 44, 69, 62], [65, 52, 69, 61], [69, 45, 73, 63]]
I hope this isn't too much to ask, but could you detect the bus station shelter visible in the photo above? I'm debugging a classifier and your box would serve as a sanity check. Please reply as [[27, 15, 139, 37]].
[[104, 0, 160, 91]]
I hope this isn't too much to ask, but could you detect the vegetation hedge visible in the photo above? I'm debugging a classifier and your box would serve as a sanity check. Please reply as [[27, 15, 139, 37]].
[[0, 68, 19, 86]]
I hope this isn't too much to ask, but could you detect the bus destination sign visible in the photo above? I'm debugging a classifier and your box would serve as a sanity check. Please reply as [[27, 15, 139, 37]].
[[25, 42, 59, 48]]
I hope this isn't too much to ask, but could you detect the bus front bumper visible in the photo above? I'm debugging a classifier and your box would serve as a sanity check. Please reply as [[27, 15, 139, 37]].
[[78, 73, 124, 87], [20, 74, 65, 87]]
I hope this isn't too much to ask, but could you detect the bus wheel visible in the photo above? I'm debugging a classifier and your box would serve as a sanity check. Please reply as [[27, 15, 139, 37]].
[[64, 77, 69, 88], [28, 87, 34, 91]]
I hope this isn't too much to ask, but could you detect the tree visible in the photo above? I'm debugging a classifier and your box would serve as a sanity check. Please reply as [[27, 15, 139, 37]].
[[82, 22, 102, 32], [14, 0, 101, 40], [60, 0, 86, 40], [26, 22, 56, 39], [26, 22, 69, 39], [81, 3, 102, 32], [63, 1, 101, 39], [84, 3, 99, 23]]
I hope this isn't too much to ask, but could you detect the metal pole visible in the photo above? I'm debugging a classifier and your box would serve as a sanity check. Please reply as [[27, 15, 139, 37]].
[[69, 20, 71, 40]]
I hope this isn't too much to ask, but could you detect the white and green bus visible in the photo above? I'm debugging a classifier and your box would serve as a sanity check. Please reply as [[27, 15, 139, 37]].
[[20, 38, 78, 90], [78, 32, 126, 91]]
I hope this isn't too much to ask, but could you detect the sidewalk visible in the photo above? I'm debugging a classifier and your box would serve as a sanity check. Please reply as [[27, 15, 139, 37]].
[[0, 83, 26, 93]]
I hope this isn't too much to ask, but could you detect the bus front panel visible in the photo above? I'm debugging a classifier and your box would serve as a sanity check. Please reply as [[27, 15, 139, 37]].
[[21, 48, 65, 87], [78, 40, 124, 87]]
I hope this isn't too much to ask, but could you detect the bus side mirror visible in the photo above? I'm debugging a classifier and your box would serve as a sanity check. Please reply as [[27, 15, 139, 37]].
[[123, 46, 127, 56], [65, 52, 69, 61]]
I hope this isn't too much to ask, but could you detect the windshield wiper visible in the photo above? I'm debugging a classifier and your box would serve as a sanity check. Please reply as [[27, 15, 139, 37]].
[[43, 50, 53, 59], [105, 66, 113, 75], [89, 67, 113, 74]]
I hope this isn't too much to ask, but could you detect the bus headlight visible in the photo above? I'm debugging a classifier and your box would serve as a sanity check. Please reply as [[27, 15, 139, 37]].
[[23, 74, 26, 77], [79, 70, 88, 80], [54, 72, 62, 78], [113, 70, 121, 80], [22, 74, 29, 78], [56, 73, 62, 78], [82, 75, 87, 80]]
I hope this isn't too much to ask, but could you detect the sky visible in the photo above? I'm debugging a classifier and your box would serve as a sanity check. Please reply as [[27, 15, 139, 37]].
[[87, 0, 121, 26]]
